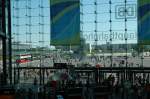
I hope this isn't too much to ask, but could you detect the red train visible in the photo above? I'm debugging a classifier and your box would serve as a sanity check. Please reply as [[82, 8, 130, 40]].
[[16, 54, 32, 64]]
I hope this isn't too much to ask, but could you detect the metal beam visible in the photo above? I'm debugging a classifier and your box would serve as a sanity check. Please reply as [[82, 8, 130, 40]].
[[8, 0, 12, 84], [14, 67, 150, 72]]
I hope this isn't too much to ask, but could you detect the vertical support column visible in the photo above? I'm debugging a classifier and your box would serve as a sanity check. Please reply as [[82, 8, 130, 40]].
[[42, 68, 45, 85], [109, 0, 113, 69], [8, 0, 12, 84], [38, 0, 42, 85], [124, 0, 128, 80], [80, 0, 84, 60], [95, 68, 98, 84], [41, 0, 45, 85], [12, 0, 16, 84], [141, 46, 144, 68], [38, 0, 45, 85], [13, 0, 20, 84], [39, 59, 42, 85], [28, 0, 32, 49], [2, 0, 7, 85], [2, 38, 7, 84], [141, 45, 145, 80], [26, 0, 32, 67], [94, 0, 98, 52], [94, 0, 98, 65], [14, 67, 16, 84], [17, 67, 20, 84]]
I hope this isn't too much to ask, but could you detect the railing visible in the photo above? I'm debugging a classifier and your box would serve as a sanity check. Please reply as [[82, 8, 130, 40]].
[[1, 67, 150, 99]]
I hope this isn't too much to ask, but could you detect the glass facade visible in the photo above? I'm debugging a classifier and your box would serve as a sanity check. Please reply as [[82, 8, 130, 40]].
[[1, 1, 150, 99]]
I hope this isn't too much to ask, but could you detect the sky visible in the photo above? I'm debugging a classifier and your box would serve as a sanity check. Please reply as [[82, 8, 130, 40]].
[[12, 0, 137, 48]]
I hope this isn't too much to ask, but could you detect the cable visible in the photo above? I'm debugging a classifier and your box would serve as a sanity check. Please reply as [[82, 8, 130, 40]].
[[109, 0, 113, 68]]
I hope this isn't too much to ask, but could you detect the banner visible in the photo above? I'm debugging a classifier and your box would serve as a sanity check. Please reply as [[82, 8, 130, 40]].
[[138, 0, 150, 44], [50, 0, 80, 45]]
